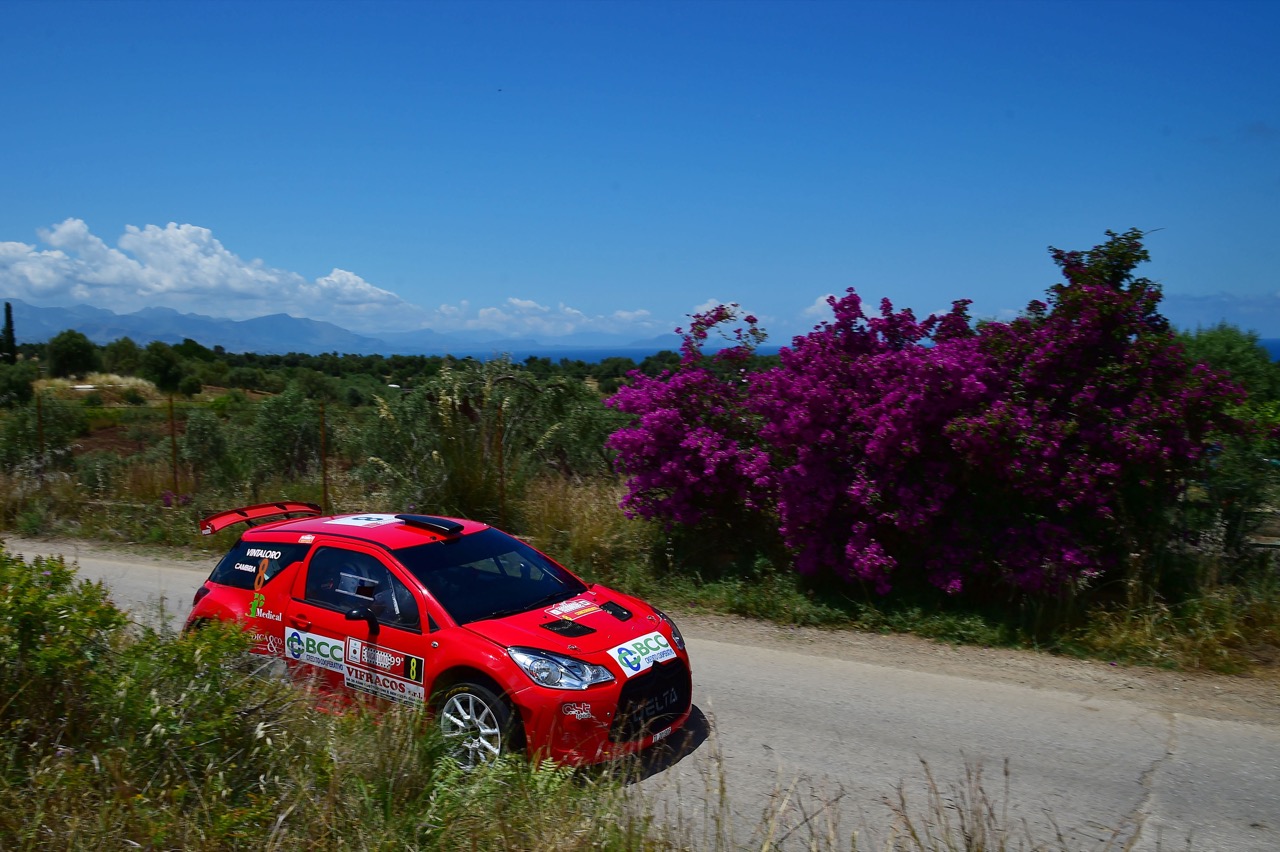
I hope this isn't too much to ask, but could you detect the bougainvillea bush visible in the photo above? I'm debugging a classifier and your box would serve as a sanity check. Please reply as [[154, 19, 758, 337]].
[[607, 230, 1244, 598]]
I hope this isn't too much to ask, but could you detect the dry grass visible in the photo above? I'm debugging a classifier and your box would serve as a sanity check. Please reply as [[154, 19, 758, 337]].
[[36, 374, 160, 405], [515, 474, 658, 580]]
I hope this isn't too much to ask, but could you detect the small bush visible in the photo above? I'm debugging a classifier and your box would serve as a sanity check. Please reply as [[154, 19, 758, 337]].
[[0, 547, 126, 746]]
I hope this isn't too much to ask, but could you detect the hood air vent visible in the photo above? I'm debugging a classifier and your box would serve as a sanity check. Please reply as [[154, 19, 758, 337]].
[[601, 601, 632, 621], [541, 620, 596, 638]]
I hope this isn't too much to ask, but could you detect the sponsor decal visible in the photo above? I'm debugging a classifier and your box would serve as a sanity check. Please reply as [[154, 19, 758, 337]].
[[249, 629, 284, 656], [245, 547, 283, 560], [285, 629, 345, 672], [561, 702, 595, 721], [345, 638, 424, 683], [325, 514, 398, 527], [545, 597, 601, 622], [248, 593, 282, 621], [343, 664, 425, 705], [299, 534, 315, 544], [610, 631, 675, 679]]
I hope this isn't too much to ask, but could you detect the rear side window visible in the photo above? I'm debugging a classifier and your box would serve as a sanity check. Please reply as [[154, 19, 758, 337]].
[[209, 541, 311, 591]]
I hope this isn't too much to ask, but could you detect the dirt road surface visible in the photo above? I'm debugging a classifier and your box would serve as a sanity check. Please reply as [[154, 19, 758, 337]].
[[6, 535, 1278, 850]]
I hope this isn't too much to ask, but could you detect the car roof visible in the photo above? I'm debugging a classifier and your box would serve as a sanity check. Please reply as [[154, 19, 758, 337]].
[[241, 512, 490, 550]]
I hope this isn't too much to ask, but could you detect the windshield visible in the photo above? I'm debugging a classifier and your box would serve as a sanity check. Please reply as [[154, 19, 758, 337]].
[[395, 528, 586, 625]]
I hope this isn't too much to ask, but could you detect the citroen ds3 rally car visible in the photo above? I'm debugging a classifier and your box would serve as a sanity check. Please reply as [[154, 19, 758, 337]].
[[185, 502, 693, 767]]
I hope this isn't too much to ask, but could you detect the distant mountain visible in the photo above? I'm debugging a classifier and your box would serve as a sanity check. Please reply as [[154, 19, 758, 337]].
[[9, 297, 1273, 363], [0, 298, 680, 359], [3, 299, 386, 354]]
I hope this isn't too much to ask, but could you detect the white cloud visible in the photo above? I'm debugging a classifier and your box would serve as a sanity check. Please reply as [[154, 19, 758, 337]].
[[425, 297, 662, 338], [0, 219, 666, 340], [612, 309, 652, 323], [1, 218, 423, 332], [802, 294, 834, 318]]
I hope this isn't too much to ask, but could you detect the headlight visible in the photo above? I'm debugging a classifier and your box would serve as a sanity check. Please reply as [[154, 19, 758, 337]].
[[508, 647, 615, 690], [655, 609, 686, 650]]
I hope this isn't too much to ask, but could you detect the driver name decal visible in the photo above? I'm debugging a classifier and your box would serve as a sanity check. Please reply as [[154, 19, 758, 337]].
[[610, 631, 675, 678]]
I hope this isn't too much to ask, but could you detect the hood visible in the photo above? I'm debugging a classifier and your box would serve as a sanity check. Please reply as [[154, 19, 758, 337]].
[[464, 586, 661, 656]]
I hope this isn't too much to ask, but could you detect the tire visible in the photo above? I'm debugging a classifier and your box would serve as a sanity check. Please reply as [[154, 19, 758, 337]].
[[435, 682, 518, 769]]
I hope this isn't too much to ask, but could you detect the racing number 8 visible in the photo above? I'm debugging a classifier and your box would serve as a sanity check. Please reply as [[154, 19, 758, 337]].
[[254, 558, 269, 591]]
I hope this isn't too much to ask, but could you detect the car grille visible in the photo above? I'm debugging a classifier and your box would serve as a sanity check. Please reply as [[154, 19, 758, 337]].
[[608, 658, 692, 742]]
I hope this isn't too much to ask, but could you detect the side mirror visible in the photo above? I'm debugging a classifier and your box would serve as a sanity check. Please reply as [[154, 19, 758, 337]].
[[345, 607, 380, 636]]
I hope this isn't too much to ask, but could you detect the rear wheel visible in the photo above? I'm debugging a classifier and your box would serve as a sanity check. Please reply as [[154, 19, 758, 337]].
[[436, 682, 517, 769]]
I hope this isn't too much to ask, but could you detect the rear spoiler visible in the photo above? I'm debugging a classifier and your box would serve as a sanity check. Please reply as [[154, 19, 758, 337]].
[[199, 501, 323, 536]]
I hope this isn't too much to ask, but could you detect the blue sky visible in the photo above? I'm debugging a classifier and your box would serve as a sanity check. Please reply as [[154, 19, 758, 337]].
[[2, 0, 1277, 343]]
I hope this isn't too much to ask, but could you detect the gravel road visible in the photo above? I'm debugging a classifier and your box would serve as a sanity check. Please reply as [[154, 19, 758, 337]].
[[6, 534, 1278, 850]]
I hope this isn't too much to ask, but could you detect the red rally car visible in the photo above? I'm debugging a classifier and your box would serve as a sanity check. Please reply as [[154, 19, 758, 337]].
[[185, 502, 693, 768]]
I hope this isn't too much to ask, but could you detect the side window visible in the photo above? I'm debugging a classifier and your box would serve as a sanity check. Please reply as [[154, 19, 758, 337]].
[[304, 547, 420, 631]]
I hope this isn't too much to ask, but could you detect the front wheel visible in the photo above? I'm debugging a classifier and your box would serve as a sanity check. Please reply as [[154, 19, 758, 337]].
[[436, 682, 518, 769]]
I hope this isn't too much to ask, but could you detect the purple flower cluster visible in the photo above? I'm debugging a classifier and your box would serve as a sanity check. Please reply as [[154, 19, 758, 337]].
[[607, 231, 1243, 596]]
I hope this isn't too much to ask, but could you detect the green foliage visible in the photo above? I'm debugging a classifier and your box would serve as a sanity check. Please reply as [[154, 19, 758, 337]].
[[0, 361, 36, 408], [181, 407, 235, 489], [0, 393, 88, 472], [44, 329, 98, 378], [1179, 322, 1280, 403], [0, 545, 655, 850], [359, 358, 620, 522], [0, 302, 15, 366], [90, 622, 298, 800], [1175, 322, 1280, 556], [250, 384, 323, 480], [173, 337, 216, 362], [100, 336, 142, 375], [0, 548, 127, 744], [178, 374, 202, 397], [140, 341, 185, 394]]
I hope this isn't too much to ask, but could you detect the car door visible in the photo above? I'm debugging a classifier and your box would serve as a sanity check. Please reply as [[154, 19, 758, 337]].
[[284, 543, 431, 707]]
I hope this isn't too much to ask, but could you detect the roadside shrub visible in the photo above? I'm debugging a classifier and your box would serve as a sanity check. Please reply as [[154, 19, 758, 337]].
[[0, 547, 126, 747], [88, 622, 299, 805], [609, 230, 1244, 599]]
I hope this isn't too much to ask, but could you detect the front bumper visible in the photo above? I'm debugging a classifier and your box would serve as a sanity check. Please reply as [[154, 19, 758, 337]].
[[515, 657, 693, 766]]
